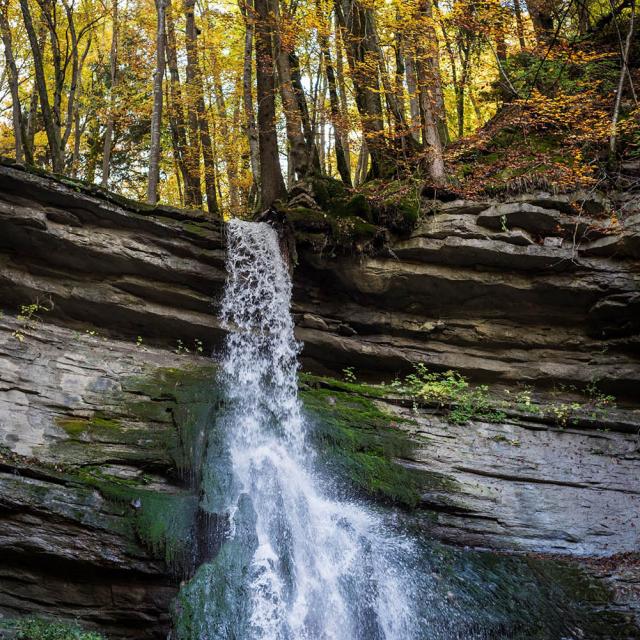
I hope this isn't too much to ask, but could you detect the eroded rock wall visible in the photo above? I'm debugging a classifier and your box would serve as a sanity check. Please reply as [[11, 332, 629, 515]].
[[0, 162, 639, 634]]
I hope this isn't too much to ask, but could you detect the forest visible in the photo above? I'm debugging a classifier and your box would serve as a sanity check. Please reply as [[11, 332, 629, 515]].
[[0, 0, 638, 214]]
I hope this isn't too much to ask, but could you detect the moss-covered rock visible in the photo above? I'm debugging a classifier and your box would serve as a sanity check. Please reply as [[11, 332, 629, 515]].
[[300, 377, 425, 507]]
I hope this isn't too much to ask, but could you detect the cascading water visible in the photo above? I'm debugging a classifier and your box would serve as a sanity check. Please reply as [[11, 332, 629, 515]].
[[214, 219, 435, 639], [174, 219, 631, 640]]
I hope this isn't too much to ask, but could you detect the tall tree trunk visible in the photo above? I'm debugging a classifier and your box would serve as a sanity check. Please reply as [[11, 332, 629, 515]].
[[71, 37, 91, 177], [254, 0, 287, 208], [240, 0, 260, 196], [394, 15, 407, 119], [184, 0, 218, 213], [165, 0, 197, 205], [0, 2, 28, 163], [60, 0, 83, 153], [102, 0, 118, 188], [272, 0, 309, 179], [334, 19, 351, 169], [319, 23, 351, 185], [147, 0, 167, 204], [610, 0, 635, 157], [289, 51, 322, 172], [213, 76, 240, 214], [405, 54, 421, 143], [19, 0, 64, 171], [456, 43, 471, 138], [513, 0, 526, 49], [415, 0, 445, 180], [24, 18, 46, 161], [335, 0, 387, 179], [183, 1, 203, 207]]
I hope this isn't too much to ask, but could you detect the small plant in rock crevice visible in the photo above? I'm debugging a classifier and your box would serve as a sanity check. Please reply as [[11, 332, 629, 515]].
[[342, 366, 357, 383], [392, 364, 506, 425], [12, 300, 51, 343], [175, 338, 205, 355], [546, 380, 616, 428]]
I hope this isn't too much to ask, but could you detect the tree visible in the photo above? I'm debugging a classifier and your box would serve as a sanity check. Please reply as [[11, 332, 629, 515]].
[[0, 0, 29, 163], [184, 0, 218, 213], [147, 0, 167, 204], [102, 0, 118, 187], [254, 0, 287, 208]]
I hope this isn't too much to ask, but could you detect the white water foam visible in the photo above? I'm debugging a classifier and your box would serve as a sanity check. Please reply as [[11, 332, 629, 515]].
[[217, 219, 434, 640]]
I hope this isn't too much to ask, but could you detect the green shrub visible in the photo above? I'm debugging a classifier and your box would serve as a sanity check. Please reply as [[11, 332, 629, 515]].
[[14, 617, 105, 640], [393, 364, 505, 425]]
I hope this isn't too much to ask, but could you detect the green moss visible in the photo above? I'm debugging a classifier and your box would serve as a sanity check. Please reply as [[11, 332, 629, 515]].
[[6, 617, 106, 640], [69, 467, 199, 571], [308, 175, 348, 209], [333, 193, 372, 221], [301, 384, 423, 507], [182, 221, 219, 239], [285, 207, 330, 232], [172, 494, 258, 639], [122, 364, 218, 474], [55, 418, 90, 436], [300, 372, 390, 398]]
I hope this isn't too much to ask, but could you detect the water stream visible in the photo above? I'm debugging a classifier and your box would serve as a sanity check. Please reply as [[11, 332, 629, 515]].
[[173, 219, 637, 640], [215, 219, 435, 639]]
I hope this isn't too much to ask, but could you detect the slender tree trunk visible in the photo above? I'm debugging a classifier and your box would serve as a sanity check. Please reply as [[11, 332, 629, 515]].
[[272, 0, 309, 179], [147, 0, 167, 205], [19, 0, 64, 171], [71, 37, 91, 177], [165, 0, 197, 205], [0, 2, 28, 163], [60, 0, 82, 153], [456, 45, 471, 138], [335, 0, 387, 179], [184, 0, 218, 213], [102, 0, 118, 187], [254, 0, 287, 207], [334, 19, 351, 169], [213, 77, 240, 213], [610, 0, 635, 157], [24, 18, 46, 161], [415, 0, 446, 180], [183, 1, 203, 207], [26, 87, 39, 160], [289, 51, 322, 172], [240, 0, 260, 195], [394, 16, 406, 119], [513, 0, 526, 49], [319, 24, 351, 185], [405, 54, 421, 143]]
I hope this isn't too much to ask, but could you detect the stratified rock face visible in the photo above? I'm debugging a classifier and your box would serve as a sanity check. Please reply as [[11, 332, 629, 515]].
[[1, 163, 639, 634], [0, 163, 226, 351], [293, 195, 640, 395], [392, 403, 640, 556], [0, 316, 196, 638]]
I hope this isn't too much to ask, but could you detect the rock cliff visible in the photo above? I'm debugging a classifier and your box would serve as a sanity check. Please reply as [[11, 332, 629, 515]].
[[0, 161, 638, 636]]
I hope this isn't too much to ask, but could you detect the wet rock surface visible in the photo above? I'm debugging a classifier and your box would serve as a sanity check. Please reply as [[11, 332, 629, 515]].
[[0, 164, 639, 635], [0, 315, 216, 638]]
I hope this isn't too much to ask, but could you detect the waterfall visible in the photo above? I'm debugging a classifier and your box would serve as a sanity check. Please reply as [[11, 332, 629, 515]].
[[175, 219, 613, 640], [211, 219, 434, 640]]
